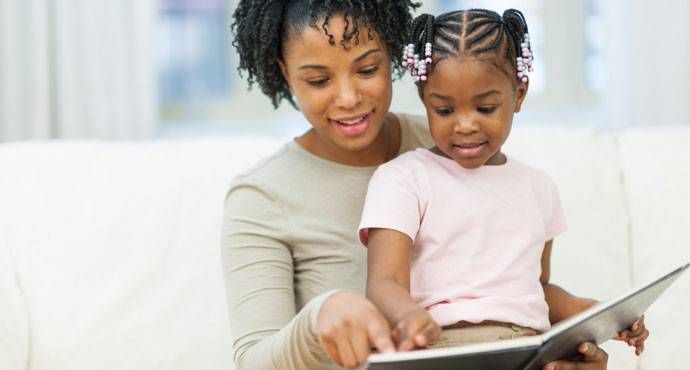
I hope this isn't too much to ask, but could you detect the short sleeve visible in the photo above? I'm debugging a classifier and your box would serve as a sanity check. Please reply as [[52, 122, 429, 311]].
[[358, 161, 425, 246], [544, 176, 567, 241]]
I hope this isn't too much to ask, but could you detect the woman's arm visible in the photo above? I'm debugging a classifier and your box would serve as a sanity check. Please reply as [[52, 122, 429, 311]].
[[222, 183, 327, 370], [366, 228, 440, 350], [222, 183, 395, 370]]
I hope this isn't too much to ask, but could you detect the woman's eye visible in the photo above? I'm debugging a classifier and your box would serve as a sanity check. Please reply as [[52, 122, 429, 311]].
[[478, 105, 497, 114], [434, 107, 453, 116], [307, 78, 329, 87], [359, 66, 379, 76]]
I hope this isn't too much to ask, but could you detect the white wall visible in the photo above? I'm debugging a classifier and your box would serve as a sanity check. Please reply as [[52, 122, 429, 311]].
[[603, 0, 690, 127]]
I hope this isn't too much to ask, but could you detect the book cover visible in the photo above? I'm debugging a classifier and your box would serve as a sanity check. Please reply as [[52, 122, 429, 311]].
[[365, 263, 689, 370]]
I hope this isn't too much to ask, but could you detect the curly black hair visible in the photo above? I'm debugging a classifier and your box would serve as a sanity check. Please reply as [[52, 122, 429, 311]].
[[231, 0, 420, 109], [408, 8, 532, 85]]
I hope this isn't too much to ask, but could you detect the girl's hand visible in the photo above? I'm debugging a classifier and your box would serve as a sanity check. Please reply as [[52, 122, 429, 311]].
[[316, 291, 396, 369], [392, 309, 441, 351], [543, 342, 609, 370], [613, 315, 649, 355]]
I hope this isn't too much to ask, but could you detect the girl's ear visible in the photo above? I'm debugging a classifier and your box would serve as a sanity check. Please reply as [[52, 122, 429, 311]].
[[514, 80, 529, 113]]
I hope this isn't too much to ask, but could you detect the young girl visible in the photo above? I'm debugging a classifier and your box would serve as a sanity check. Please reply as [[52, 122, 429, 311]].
[[359, 8, 649, 357]]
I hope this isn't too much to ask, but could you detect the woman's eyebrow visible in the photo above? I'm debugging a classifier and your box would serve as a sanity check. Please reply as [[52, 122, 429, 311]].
[[299, 64, 328, 71], [354, 48, 382, 63], [298, 48, 382, 70]]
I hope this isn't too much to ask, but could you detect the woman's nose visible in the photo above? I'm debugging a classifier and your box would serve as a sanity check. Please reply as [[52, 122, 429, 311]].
[[334, 78, 362, 109]]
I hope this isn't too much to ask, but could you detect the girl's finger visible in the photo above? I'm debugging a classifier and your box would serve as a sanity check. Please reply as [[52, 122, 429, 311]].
[[366, 311, 395, 354]]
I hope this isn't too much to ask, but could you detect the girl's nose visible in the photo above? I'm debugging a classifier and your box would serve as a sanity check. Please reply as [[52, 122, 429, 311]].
[[454, 117, 479, 134], [334, 78, 362, 109]]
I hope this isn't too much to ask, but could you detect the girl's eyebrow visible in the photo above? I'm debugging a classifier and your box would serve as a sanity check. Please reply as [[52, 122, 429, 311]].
[[473, 90, 500, 99], [298, 48, 382, 71], [429, 92, 452, 101]]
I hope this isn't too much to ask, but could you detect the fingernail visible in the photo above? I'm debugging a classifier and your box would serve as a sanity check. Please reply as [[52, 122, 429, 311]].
[[583, 343, 590, 352]]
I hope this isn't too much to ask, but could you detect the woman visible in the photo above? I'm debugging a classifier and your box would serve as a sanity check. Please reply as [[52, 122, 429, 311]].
[[222, 2, 609, 370]]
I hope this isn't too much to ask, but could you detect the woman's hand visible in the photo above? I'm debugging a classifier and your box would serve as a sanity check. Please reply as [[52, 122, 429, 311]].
[[391, 309, 441, 352], [543, 342, 609, 370], [613, 315, 649, 355], [316, 292, 395, 369]]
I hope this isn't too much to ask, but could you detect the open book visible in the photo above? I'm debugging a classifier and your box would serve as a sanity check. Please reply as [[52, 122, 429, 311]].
[[365, 263, 689, 370]]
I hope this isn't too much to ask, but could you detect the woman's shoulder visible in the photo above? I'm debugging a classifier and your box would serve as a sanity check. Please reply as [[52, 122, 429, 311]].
[[393, 112, 434, 151], [227, 141, 308, 198]]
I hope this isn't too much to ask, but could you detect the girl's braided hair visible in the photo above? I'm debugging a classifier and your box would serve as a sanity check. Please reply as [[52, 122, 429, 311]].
[[409, 8, 531, 85], [232, 0, 420, 108]]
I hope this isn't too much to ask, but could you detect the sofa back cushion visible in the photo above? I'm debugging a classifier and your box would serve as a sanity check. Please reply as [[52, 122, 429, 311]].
[[0, 138, 283, 370], [618, 127, 690, 370]]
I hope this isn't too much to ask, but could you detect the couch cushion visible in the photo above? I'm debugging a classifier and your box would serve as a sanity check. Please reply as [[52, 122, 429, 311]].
[[0, 137, 283, 370], [618, 127, 690, 370], [505, 125, 635, 370], [0, 241, 29, 370]]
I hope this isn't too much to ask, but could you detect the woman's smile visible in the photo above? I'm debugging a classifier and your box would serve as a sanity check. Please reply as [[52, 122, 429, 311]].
[[331, 111, 373, 137]]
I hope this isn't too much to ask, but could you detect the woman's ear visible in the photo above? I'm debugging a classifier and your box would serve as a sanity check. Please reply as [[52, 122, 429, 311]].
[[514, 80, 529, 113], [277, 58, 293, 94]]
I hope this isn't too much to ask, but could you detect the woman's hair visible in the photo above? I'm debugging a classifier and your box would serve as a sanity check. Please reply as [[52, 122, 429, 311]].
[[408, 8, 531, 84], [231, 0, 420, 108]]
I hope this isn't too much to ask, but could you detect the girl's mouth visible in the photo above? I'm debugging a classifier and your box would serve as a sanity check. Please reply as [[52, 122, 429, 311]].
[[452, 141, 487, 157]]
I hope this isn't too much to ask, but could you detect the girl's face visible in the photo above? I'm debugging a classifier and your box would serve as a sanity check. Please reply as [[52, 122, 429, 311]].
[[422, 57, 528, 169], [278, 15, 393, 165]]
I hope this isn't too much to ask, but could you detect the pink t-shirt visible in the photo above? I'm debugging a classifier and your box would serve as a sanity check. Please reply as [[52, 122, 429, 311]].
[[359, 149, 566, 332]]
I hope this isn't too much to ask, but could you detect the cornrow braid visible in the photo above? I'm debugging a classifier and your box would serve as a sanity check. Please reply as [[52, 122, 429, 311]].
[[407, 8, 532, 85], [231, 0, 421, 109]]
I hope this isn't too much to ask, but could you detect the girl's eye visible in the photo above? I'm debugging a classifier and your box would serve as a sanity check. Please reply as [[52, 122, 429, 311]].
[[478, 105, 497, 114], [434, 107, 453, 116], [359, 66, 379, 76], [307, 78, 329, 87]]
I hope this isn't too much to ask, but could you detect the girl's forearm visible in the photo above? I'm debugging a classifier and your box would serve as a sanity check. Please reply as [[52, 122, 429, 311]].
[[367, 278, 425, 325], [543, 283, 598, 324]]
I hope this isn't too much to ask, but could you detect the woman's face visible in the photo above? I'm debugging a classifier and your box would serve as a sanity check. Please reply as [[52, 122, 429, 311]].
[[278, 15, 393, 163]]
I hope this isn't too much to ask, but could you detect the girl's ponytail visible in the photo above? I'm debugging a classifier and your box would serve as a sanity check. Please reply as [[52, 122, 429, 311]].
[[501, 9, 529, 61]]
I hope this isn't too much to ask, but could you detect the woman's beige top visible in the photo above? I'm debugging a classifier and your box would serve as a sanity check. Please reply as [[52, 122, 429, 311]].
[[221, 113, 432, 370]]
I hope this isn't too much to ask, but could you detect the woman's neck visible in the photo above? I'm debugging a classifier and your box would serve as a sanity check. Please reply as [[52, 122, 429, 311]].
[[296, 113, 401, 167]]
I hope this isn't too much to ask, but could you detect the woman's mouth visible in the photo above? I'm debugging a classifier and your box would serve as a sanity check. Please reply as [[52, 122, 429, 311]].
[[331, 112, 372, 137]]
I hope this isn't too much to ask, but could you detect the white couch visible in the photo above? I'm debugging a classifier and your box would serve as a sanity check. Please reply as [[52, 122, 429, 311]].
[[1, 126, 688, 370]]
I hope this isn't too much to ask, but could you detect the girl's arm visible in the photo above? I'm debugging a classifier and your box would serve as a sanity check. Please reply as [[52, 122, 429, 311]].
[[540, 240, 597, 323], [366, 228, 440, 350], [541, 240, 649, 362]]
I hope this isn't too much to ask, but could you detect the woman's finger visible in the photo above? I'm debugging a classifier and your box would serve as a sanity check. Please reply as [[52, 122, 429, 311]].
[[350, 323, 372, 366], [320, 333, 342, 366], [579, 341, 609, 362], [333, 322, 359, 369]]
